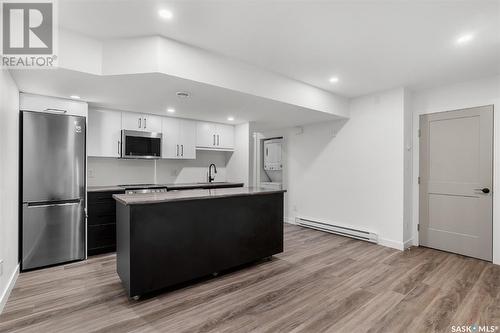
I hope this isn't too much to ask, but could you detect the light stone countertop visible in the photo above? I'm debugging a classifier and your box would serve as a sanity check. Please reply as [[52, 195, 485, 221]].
[[113, 187, 286, 205], [87, 182, 244, 192]]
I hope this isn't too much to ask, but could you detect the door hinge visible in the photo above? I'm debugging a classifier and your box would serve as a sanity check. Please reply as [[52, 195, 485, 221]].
[[418, 129, 421, 138], [418, 176, 420, 184], [417, 224, 420, 231]]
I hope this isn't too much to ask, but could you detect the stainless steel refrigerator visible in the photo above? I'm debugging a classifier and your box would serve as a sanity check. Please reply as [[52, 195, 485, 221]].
[[21, 111, 86, 271]]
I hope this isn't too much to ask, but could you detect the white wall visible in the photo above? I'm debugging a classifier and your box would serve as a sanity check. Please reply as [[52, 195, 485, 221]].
[[87, 151, 229, 186], [226, 123, 250, 186], [0, 70, 20, 313], [265, 88, 407, 249], [156, 151, 228, 184], [411, 75, 500, 264], [58, 30, 349, 119]]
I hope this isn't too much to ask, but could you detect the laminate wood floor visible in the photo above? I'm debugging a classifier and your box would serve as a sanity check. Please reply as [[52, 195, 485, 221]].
[[2, 224, 500, 333]]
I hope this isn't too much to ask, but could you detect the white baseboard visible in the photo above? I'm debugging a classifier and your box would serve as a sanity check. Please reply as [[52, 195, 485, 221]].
[[284, 217, 296, 224], [0, 264, 19, 315], [378, 238, 404, 251], [403, 238, 414, 250]]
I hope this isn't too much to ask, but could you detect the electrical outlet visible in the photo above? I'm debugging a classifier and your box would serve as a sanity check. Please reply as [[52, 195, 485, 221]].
[[0, 259, 3, 277]]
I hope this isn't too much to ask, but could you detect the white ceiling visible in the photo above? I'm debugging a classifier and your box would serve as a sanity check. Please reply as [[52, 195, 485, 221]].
[[11, 69, 339, 130], [59, 0, 500, 97]]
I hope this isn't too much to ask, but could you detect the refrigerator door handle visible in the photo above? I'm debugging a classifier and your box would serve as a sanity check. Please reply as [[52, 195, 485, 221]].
[[27, 202, 80, 208], [25, 199, 82, 208]]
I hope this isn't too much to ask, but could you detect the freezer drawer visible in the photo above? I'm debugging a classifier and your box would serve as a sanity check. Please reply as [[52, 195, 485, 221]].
[[22, 200, 85, 270]]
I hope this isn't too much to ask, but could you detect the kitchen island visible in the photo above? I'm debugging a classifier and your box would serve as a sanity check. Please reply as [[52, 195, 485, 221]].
[[113, 187, 285, 298]]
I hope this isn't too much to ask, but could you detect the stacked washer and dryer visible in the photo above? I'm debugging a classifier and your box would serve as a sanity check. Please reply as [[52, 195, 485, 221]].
[[260, 138, 283, 190]]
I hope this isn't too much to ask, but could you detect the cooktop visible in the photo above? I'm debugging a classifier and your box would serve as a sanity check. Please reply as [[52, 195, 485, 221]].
[[118, 184, 166, 189]]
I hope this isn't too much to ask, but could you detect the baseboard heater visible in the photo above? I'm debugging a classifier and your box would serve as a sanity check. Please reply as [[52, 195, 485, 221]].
[[295, 217, 378, 244]]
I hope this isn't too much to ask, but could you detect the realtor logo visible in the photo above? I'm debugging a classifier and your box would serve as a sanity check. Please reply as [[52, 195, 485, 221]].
[[1, 0, 58, 67]]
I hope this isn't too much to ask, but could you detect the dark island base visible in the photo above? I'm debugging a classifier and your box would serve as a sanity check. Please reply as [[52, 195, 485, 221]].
[[116, 192, 284, 298]]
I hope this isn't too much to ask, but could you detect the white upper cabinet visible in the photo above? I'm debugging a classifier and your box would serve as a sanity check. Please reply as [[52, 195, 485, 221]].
[[196, 122, 217, 148], [143, 114, 162, 132], [178, 119, 197, 159], [196, 121, 234, 150], [122, 112, 162, 132], [161, 117, 196, 159], [122, 112, 143, 131], [20, 93, 88, 117], [88, 109, 122, 158], [161, 117, 180, 159], [217, 123, 235, 150]]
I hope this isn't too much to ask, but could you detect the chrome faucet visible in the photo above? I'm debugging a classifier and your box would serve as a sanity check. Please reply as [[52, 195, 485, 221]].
[[208, 163, 217, 183]]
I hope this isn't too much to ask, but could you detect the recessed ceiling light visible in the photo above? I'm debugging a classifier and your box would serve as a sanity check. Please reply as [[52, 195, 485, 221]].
[[158, 9, 173, 20], [329, 77, 339, 83], [70, 95, 80, 99], [166, 108, 175, 113], [227, 116, 234, 121], [456, 33, 474, 45]]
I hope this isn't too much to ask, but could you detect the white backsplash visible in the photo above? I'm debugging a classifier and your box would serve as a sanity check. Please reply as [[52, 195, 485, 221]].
[[87, 151, 229, 186]]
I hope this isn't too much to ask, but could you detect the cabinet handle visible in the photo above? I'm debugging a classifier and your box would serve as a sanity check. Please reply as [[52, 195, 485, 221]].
[[176, 144, 179, 156], [213, 134, 216, 146], [217, 135, 220, 146], [181, 144, 184, 156], [144, 118, 147, 129], [138, 118, 141, 128], [44, 108, 67, 113]]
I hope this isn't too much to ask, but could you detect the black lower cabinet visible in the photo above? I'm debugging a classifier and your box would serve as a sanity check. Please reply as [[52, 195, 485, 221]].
[[116, 192, 284, 298], [87, 190, 124, 256]]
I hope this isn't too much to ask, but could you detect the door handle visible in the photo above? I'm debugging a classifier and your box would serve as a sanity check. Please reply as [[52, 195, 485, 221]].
[[474, 188, 491, 194], [138, 117, 141, 128], [144, 118, 147, 129]]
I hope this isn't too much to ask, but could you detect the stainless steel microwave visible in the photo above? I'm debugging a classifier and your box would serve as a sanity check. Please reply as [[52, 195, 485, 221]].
[[121, 130, 162, 159]]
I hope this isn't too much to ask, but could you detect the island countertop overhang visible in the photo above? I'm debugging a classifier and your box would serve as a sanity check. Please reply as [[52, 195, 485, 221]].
[[113, 187, 286, 205]]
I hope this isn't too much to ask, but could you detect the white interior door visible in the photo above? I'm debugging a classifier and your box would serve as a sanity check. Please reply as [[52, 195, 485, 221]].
[[419, 105, 493, 261]]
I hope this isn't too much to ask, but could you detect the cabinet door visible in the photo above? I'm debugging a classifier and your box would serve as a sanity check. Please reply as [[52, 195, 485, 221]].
[[179, 119, 196, 159], [121, 112, 143, 131], [88, 110, 122, 157], [161, 117, 180, 158], [196, 121, 217, 148], [20, 93, 88, 117], [217, 124, 235, 149], [143, 114, 162, 133]]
